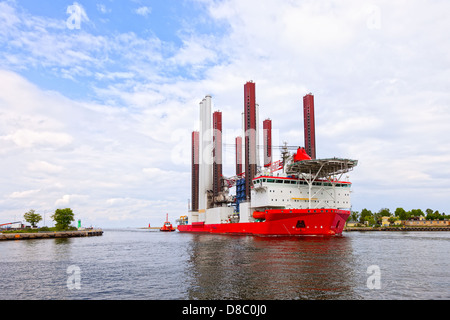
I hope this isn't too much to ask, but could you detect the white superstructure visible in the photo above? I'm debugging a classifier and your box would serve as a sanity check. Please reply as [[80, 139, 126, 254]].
[[250, 176, 352, 210]]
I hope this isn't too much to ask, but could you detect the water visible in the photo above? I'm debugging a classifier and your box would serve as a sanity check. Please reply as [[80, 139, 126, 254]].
[[0, 229, 449, 300]]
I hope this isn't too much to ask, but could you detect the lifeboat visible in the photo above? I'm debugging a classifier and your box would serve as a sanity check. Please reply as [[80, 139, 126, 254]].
[[253, 211, 266, 220], [160, 214, 176, 232]]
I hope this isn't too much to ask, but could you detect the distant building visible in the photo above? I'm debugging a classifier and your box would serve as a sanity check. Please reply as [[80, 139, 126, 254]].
[[346, 220, 360, 227], [381, 216, 401, 227], [402, 216, 449, 227]]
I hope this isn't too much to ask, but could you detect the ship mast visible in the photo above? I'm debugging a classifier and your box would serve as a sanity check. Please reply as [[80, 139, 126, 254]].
[[280, 142, 290, 173]]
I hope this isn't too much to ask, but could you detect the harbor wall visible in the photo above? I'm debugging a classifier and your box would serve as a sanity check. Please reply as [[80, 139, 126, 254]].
[[0, 230, 103, 241]]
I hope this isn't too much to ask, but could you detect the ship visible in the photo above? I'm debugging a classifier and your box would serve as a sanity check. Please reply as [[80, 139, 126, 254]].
[[177, 81, 357, 236], [160, 214, 176, 232]]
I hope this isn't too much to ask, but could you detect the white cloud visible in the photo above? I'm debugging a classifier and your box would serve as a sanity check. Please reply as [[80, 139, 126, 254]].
[[27, 161, 64, 174], [9, 189, 41, 199], [55, 194, 89, 207], [134, 6, 151, 17], [0, 69, 191, 227], [97, 4, 111, 14], [5, 129, 73, 149], [169, 35, 218, 67]]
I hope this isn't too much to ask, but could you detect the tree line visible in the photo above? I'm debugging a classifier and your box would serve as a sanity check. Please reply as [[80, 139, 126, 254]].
[[22, 208, 75, 230], [349, 208, 447, 226]]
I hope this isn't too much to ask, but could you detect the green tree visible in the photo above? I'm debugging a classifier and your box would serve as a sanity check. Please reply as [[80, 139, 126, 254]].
[[359, 208, 373, 224], [24, 209, 42, 227], [410, 209, 424, 217], [349, 211, 359, 222], [395, 207, 408, 220], [372, 212, 380, 225], [378, 208, 391, 217], [427, 210, 444, 220], [366, 216, 376, 226], [426, 210, 437, 220], [52, 208, 75, 230], [375, 208, 391, 225]]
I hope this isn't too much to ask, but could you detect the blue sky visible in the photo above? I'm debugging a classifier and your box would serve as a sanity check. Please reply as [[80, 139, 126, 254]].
[[2, 1, 226, 98], [1, 0, 450, 227]]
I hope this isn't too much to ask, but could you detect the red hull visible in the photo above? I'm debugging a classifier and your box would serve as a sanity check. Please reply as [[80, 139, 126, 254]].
[[160, 225, 176, 232], [177, 209, 350, 236]]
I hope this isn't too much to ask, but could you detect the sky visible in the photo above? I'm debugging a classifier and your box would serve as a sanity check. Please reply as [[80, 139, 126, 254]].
[[1, 0, 449, 228]]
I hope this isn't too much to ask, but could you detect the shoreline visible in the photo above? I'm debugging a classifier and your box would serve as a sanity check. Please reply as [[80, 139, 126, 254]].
[[344, 226, 450, 232], [0, 229, 103, 241]]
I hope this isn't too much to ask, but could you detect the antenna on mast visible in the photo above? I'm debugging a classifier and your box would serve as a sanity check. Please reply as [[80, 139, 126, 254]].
[[281, 141, 290, 171]]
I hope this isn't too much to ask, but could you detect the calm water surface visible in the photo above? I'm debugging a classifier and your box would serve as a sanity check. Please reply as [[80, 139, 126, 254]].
[[0, 229, 449, 300]]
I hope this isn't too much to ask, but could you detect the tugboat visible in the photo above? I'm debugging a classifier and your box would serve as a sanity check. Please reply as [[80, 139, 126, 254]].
[[160, 214, 176, 232]]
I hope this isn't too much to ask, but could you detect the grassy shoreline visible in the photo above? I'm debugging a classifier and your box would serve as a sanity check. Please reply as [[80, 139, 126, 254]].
[[1, 226, 78, 234]]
